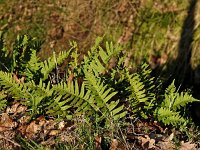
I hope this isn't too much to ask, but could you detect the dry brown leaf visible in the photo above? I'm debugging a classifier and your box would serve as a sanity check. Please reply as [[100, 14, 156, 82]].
[[48, 130, 60, 136], [44, 119, 56, 130], [37, 116, 46, 126], [153, 121, 164, 133], [6, 102, 20, 114], [18, 116, 30, 125], [13, 73, 24, 84], [0, 113, 17, 131], [138, 135, 155, 150], [110, 139, 118, 150], [180, 141, 196, 150], [157, 140, 174, 150], [25, 120, 40, 138], [94, 135, 102, 150], [6, 102, 27, 116], [17, 124, 28, 135], [15, 105, 27, 114], [117, 0, 128, 13], [156, 133, 175, 150], [167, 132, 174, 141]]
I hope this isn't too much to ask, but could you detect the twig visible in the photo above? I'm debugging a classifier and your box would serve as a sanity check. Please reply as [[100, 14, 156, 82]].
[[0, 62, 9, 71], [52, 48, 59, 84], [0, 134, 21, 147]]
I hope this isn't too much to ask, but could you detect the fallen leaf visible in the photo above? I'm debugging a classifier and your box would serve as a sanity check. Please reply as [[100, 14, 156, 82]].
[[6, 102, 20, 114], [48, 130, 60, 136], [18, 116, 30, 125], [156, 133, 175, 150], [157, 140, 174, 150], [180, 141, 196, 150], [0, 113, 17, 131], [94, 135, 102, 150], [25, 120, 40, 138], [138, 135, 155, 150], [168, 132, 174, 141], [110, 139, 118, 150], [15, 104, 27, 114]]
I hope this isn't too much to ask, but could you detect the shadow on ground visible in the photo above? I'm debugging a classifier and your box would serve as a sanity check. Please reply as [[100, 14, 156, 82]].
[[156, 0, 200, 124]]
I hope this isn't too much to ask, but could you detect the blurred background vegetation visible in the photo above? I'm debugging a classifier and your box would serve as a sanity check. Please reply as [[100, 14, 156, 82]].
[[0, 0, 200, 88]]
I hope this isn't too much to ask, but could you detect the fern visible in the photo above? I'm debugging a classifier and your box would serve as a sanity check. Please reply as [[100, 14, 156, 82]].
[[25, 79, 54, 115], [0, 71, 30, 100], [0, 91, 7, 110], [157, 107, 185, 126], [40, 49, 73, 81], [0, 31, 10, 72], [48, 80, 98, 119], [83, 39, 122, 76], [125, 63, 156, 119], [84, 69, 127, 120], [155, 80, 198, 127], [0, 34, 199, 131], [11, 35, 42, 74], [24, 50, 41, 81], [0, 71, 55, 116]]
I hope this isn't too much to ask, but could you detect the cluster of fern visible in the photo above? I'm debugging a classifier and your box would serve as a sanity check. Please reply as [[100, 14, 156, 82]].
[[0, 31, 198, 129]]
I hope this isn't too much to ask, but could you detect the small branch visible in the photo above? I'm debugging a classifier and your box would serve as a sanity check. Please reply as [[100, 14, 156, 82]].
[[0, 134, 21, 147]]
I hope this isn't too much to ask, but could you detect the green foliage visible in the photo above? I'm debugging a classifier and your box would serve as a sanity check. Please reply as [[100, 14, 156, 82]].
[[125, 63, 156, 119], [0, 71, 30, 100], [0, 31, 10, 72], [0, 91, 7, 110], [17, 136, 45, 150], [47, 38, 127, 121], [0, 34, 198, 130], [155, 81, 198, 127], [40, 47, 74, 81]]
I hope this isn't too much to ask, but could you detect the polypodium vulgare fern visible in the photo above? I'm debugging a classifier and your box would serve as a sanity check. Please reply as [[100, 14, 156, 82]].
[[47, 70, 126, 120], [154, 81, 198, 127], [125, 63, 156, 119], [48, 80, 97, 119], [0, 31, 10, 72], [0, 71, 54, 116], [0, 91, 7, 111], [0, 34, 199, 130], [84, 69, 127, 120], [0, 71, 30, 100], [40, 44, 75, 81]]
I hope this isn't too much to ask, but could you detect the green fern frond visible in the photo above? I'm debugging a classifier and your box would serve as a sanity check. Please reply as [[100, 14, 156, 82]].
[[11, 35, 41, 74], [0, 71, 30, 100], [163, 81, 198, 111], [155, 81, 198, 127], [156, 107, 185, 126], [127, 73, 148, 103], [99, 41, 122, 64], [40, 49, 73, 80], [125, 63, 158, 118], [84, 37, 104, 65], [173, 92, 197, 111], [0, 91, 7, 110], [84, 40, 122, 76], [24, 79, 56, 116], [84, 69, 126, 120], [126, 72, 151, 118], [0, 71, 51, 115], [24, 50, 41, 81], [46, 95, 72, 119], [0, 31, 10, 71], [49, 80, 98, 118], [27, 79, 53, 97]]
